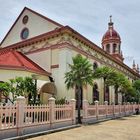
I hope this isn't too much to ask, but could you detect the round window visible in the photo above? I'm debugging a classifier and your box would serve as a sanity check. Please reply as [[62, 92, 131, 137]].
[[21, 28, 29, 39], [22, 15, 29, 24]]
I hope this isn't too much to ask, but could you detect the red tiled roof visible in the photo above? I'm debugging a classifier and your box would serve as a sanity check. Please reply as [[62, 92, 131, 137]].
[[0, 49, 50, 76]]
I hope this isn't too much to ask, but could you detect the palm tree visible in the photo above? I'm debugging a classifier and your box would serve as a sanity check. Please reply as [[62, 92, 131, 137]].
[[106, 72, 131, 104], [93, 66, 115, 102], [65, 54, 94, 123]]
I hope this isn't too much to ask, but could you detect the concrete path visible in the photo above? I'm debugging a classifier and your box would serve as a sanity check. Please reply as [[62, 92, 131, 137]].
[[27, 115, 140, 140]]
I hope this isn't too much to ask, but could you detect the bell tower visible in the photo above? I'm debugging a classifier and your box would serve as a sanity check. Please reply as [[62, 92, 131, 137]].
[[102, 16, 124, 62]]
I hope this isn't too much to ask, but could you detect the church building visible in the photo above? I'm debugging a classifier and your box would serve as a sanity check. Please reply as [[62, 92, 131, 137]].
[[0, 7, 139, 104]]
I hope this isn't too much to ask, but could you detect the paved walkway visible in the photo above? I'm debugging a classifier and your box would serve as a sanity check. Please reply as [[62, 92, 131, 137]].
[[27, 115, 140, 140]]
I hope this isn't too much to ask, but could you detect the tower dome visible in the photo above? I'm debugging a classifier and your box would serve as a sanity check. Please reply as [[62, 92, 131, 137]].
[[102, 16, 124, 62], [102, 27, 121, 43]]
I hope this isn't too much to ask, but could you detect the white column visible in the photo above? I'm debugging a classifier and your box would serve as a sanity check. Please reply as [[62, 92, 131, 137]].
[[49, 97, 56, 128], [16, 96, 26, 136], [95, 100, 99, 120]]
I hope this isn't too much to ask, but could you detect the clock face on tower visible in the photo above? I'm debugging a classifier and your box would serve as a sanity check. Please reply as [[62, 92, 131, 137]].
[[20, 28, 29, 40]]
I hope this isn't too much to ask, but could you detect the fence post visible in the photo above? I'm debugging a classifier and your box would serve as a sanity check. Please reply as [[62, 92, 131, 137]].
[[94, 100, 99, 120], [70, 99, 76, 124], [132, 102, 134, 114], [130, 102, 133, 114], [82, 100, 88, 124], [0, 104, 2, 129], [49, 97, 56, 128], [104, 101, 108, 118], [16, 96, 26, 136], [112, 103, 115, 118], [123, 102, 126, 116], [118, 102, 121, 116], [134, 102, 137, 114], [127, 102, 130, 115]]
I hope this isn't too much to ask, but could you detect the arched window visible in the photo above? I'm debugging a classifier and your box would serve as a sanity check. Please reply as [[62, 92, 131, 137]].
[[93, 62, 98, 71], [93, 83, 99, 102], [118, 45, 120, 53], [113, 44, 117, 53], [106, 44, 110, 53]]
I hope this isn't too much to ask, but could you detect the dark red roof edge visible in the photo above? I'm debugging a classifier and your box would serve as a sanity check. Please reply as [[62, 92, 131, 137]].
[[0, 65, 51, 77], [0, 7, 63, 46]]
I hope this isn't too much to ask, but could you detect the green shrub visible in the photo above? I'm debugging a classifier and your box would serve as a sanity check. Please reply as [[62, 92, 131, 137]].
[[55, 97, 66, 104]]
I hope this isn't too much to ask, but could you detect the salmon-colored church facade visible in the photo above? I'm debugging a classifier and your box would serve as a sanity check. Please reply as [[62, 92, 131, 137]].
[[0, 7, 139, 105]]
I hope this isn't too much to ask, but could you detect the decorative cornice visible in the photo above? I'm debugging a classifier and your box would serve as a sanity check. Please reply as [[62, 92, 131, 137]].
[[1, 26, 140, 79]]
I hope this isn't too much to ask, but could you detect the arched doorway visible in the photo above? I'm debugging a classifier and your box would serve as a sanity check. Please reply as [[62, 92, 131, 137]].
[[38, 81, 57, 104], [93, 83, 99, 102], [104, 86, 110, 103]]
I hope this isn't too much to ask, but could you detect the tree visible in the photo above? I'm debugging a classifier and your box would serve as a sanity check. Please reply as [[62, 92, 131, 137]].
[[0, 76, 36, 104], [133, 80, 140, 103], [24, 77, 37, 104], [93, 66, 115, 102], [0, 82, 14, 104], [65, 54, 94, 123], [106, 72, 131, 104], [107, 70, 136, 103]]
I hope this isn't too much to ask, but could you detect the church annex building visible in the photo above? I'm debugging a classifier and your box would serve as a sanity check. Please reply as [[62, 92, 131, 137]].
[[0, 7, 140, 105]]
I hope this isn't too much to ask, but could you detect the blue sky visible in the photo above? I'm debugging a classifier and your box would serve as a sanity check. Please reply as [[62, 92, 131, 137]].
[[0, 0, 140, 67]]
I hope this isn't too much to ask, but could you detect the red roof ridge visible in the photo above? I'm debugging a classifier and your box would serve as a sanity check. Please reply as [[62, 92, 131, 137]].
[[12, 51, 25, 67], [0, 7, 63, 46], [18, 51, 48, 72]]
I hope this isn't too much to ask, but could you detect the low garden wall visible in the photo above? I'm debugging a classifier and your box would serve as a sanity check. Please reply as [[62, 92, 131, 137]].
[[82, 100, 140, 123], [0, 97, 76, 139]]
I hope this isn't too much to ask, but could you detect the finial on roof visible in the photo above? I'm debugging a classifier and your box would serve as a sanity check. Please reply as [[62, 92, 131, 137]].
[[108, 15, 113, 27], [110, 15, 112, 23]]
